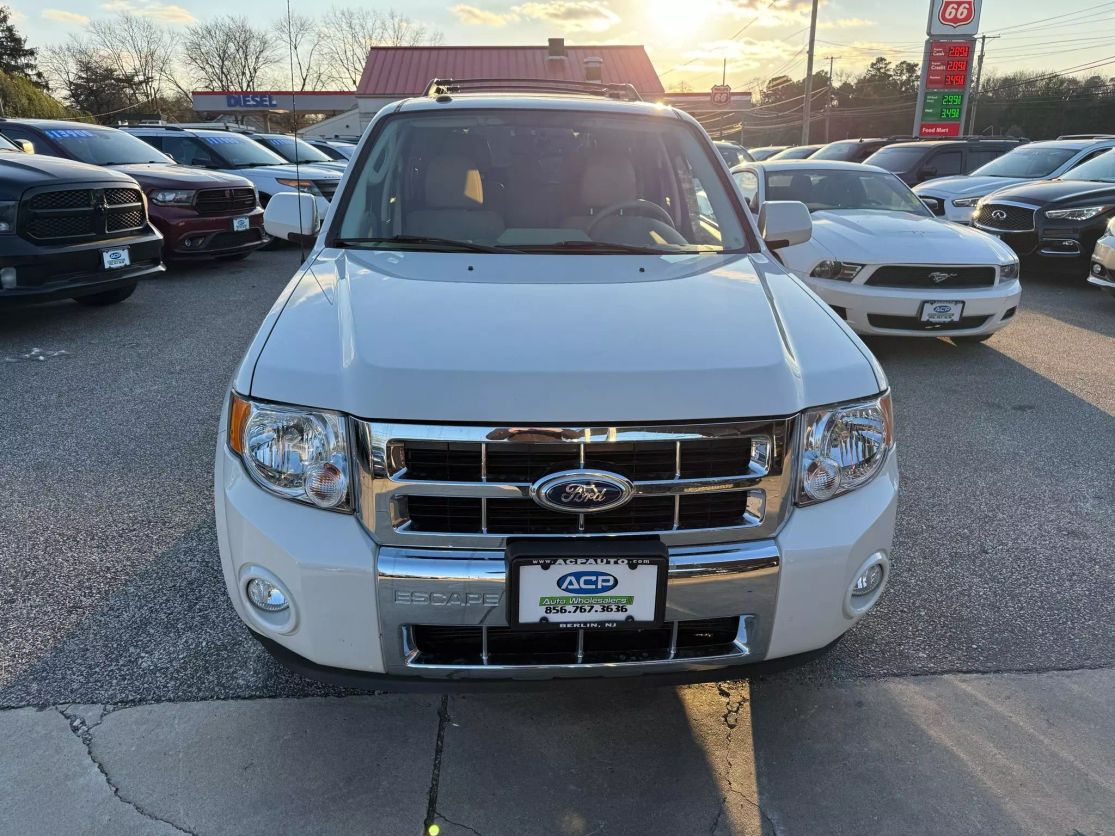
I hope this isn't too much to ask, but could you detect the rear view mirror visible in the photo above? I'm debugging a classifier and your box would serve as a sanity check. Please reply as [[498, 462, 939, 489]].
[[759, 200, 812, 250], [264, 192, 321, 244]]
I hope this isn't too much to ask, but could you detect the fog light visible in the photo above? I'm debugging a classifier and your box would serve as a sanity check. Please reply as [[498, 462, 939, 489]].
[[852, 563, 884, 598], [0, 267, 16, 289], [1093, 262, 1105, 277], [246, 578, 289, 612]]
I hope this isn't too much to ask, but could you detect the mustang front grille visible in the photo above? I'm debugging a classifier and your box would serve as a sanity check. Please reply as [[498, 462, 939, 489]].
[[354, 419, 794, 548], [865, 265, 996, 289]]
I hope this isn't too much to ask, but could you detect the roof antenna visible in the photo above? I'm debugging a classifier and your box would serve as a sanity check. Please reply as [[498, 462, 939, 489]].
[[286, 0, 306, 262]]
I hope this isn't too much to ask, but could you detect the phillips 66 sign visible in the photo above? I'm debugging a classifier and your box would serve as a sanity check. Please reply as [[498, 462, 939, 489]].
[[927, 0, 981, 35]]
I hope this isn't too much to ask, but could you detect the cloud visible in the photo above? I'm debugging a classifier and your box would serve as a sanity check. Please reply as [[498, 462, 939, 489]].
[[820, 17, 873, 30], [42, 8, 90, 24], [452, 5, 513, 25], [452, 1, 620, 32], [675, 36, 802, 76], [716, 0, 821, 27], [101, 1, 196, 22]]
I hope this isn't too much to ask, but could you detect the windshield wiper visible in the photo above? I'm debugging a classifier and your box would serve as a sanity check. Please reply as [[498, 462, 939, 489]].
[[334, 235, 517, 253], [516, 240, 678, 255]]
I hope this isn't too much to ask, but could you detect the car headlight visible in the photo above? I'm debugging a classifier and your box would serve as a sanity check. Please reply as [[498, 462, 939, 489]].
[[952, 197, 980, 207], [150, 189, 196, 206], [798, 393, 894, 505], [1044, 205, 1112, 221], [275, 178, 315, 192], [1000, 260, 1020, 280], [227, 393, 352, 511], [0, 200, 17, 233], [810, 260, 864, 280]]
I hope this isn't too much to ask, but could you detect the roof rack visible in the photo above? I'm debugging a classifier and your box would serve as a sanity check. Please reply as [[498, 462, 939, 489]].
[[1056, 133, 1115, 140], [424, 78, 642, 102]]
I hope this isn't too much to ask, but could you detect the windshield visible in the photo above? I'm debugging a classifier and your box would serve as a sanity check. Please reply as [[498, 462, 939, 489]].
[[256, 135, 333, 164], [335, 110, 749, 254], [767, 168, 931, 216], [971, 146, 1078, 178], [43, 126, 169, 165], [864, 146, 926, 172], [0, 133, 17, 152], [716, 143, 752, 167], [749, 147, 785, 161], [196, 133, 287, 167], [1061, 149, 1115, 182]]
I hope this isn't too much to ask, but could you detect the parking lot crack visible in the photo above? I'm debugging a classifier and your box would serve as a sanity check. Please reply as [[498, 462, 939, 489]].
[[54, 705, 197, 835], [422, 695, 452, 834], [713, 683, 780, 836]]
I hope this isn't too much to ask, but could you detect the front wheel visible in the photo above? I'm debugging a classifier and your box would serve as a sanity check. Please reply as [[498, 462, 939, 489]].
[[73, 282, 137, 306]]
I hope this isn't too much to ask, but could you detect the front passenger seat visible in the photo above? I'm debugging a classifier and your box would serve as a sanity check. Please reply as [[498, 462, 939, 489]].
[[407, 154, 504, 243]]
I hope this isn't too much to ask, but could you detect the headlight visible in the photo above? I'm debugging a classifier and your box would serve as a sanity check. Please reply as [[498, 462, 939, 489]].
[[150, 189, 195, 206], [1000, 260, 1020, 280], [227, 393, 352, 511], [275, 178, 314, 192], [952, 197, 980, 207], [1044, 205, 1112, 221], [798, 393, 894, 505], [0, 200, 16, 233], [809, 260, 864, 280]]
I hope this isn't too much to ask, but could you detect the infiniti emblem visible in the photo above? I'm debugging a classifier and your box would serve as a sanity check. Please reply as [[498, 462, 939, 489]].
[[991, 209, 1008, 221], [530, 470, 635, 514]]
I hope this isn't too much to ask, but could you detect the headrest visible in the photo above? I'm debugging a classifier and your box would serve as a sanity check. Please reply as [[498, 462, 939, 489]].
[[580, 151, 637, 208], [425, 154, 485, 209]]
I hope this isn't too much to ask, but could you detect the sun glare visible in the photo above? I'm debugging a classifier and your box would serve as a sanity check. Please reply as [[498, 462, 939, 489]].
[[647, 0, 718, 35]]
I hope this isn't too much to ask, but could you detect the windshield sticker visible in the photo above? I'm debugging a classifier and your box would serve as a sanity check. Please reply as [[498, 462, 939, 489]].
[[202, 136, 241, 145], [267, 137, 295, 145], [45, 129, 96, 138]]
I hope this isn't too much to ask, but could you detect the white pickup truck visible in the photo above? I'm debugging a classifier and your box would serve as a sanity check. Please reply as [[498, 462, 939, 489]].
[[215, 81, 898, 685]]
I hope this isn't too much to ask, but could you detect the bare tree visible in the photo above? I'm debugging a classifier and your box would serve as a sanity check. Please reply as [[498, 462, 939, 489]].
[[318, 7, 441, 89], [274, 12, 327, 91], [87, 15, 178, 105], [181, 16, 279, 92]]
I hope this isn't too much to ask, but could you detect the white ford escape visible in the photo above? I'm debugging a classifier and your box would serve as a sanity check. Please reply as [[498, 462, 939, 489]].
[[215, 81, 898, 685]]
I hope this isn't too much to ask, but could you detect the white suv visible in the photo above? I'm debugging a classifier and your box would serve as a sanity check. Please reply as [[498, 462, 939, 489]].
[[216, 81, 898, 685], [123, 126, 341, 232]]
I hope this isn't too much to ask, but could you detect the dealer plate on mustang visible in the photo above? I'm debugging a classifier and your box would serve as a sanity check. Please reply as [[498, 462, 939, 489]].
[[507, 541, 668, 630], [101, 247, 130, 270], [920, 300, 964, 323]]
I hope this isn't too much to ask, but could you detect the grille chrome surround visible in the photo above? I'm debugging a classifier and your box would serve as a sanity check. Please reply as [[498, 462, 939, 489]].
[[354, 419, 795, 548], [864, 265, 996, 289], [973, 200, 1037, 233]]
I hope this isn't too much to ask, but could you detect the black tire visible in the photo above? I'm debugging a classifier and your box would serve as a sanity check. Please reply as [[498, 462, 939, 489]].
[[953, 332, 994, 344], [73, 282, 137, 306]]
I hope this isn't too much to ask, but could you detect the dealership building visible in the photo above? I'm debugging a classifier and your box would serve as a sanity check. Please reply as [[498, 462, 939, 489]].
[[190, 39, 752, 140]]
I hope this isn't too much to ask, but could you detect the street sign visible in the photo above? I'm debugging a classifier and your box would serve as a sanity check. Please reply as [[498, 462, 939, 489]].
[[710, 84, 732, 107], [927, 0, 982, 36], [913, 34, 976, 138]]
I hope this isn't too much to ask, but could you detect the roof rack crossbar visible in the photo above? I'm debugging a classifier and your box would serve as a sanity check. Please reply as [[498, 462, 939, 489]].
[[425, 78, 642, 102], [1055, 133, 1115, 140]]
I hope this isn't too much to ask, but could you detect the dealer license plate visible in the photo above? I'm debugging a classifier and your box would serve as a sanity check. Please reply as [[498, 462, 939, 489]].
[[508, 542, 668, 630], [920, 300, 964, 324], [101, 247, 130, 270], [232, 216, 250, 232]]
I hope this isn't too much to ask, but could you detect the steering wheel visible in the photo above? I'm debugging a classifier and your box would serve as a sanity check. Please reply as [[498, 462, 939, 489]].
[[587, 199, 676, 236]]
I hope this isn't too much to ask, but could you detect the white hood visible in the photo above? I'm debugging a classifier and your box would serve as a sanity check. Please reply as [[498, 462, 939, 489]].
[[227, 163, 341, 181], [243, 249, 882, 423], [914, 175, 1029, 198], [785, 209, 1016, 267]]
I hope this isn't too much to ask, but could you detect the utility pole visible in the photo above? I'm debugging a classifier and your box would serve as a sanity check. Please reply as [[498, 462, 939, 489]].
[[801, 0, 820, 144], [967, 34, 998, 135], [823, 55, 839, 143]]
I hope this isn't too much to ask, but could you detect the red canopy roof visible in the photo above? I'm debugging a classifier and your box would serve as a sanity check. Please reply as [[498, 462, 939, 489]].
[[356, 45, 665, 98]]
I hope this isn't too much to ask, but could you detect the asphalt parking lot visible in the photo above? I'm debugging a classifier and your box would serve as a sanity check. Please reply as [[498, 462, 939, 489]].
[[2, 251, 1113, 834]]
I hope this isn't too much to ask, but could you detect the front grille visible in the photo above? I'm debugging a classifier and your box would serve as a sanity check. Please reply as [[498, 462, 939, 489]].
[[314, 179, 338, 201], [868, 313, 991, 331], [409, 617, 742, 667], [973, 203, 1036, 232], [355, 420, 793, 548], [20, 186, 146, 243], [865, 265, 996, 289], [195, 187, 257, 215]]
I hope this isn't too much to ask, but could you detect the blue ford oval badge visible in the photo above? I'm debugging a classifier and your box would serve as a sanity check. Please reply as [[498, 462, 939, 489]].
[[530, 470, 635, 514]]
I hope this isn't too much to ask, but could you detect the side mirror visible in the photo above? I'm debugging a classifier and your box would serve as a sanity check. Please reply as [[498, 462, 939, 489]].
[[759, 200, 812, 250], [263, 192, 321, 244], [15, 139, 34, 154], [920, 197, 941, 214], [919, 166, 937, 180]]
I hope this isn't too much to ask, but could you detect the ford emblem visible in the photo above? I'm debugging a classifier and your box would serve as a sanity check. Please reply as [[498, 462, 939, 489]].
[[556, 570, 619, 594], [529, 470, 635, 514]]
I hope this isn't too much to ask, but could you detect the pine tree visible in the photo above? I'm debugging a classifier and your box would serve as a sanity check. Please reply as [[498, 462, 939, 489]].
[[0, 6, 46, 88]]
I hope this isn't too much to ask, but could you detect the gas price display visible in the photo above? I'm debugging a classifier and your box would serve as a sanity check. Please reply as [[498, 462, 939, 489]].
[[918, 37, 976, 137]]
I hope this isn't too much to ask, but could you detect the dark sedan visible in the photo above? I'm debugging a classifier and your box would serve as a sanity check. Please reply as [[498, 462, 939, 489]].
[[972, 149, 1115, 275]]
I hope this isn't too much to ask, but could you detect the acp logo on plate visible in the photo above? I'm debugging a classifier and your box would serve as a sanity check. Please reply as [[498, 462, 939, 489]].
[[529, 470, 635, 514], [556, 571, 619, 595]]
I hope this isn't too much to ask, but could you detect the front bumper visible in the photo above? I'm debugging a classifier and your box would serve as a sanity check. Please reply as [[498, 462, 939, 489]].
[[0, 230, 164, 305], [151, 208, 266, 260], [1089, 233, 1115, 291], [215, 440, 898, 682], [804, 274, 1021, 337]]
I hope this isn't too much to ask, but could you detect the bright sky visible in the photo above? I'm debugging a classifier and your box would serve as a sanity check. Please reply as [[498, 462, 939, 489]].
[[10, 0, 1115, 92]]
